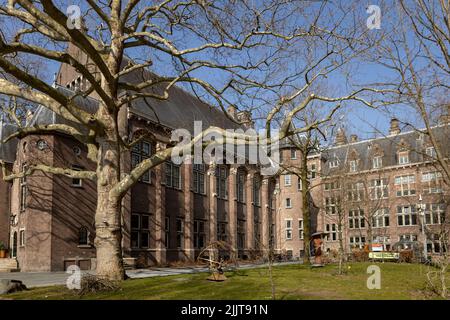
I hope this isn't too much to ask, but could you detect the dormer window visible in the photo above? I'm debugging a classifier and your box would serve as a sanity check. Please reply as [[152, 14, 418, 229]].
[[398, 151, 409, 165], [329, 156, 339, 169], [425, 147, 436, 158], [349, 160, 358, 172], [372, 156, 382, 169]]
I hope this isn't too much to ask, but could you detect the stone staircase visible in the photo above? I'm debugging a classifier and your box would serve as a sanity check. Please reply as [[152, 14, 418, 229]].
[[0, 259, 19, 272]]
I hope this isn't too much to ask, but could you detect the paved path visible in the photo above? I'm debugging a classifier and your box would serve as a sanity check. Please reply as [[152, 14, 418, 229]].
[[0, 261, 299, 288]]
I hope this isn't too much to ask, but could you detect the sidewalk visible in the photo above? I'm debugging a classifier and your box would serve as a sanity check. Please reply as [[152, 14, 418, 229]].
[[0, 261, 299, 288]]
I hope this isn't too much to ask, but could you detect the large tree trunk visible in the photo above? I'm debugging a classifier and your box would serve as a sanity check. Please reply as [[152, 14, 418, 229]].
[[94, 127, 125, 281]]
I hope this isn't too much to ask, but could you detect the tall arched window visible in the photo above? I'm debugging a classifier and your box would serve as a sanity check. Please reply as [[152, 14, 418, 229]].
[[78, 227, 89, 245]]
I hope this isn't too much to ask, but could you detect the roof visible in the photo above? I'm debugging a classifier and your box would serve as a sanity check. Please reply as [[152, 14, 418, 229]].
[[321, 124, 450, 175], [0, 120, 18, 163], [29, 86, 98, 134], [38, 57, 242, 134], [122, 64, 241, 133]]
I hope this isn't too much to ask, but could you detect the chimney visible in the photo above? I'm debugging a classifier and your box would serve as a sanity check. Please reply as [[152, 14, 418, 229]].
[[389, 118, 401, 135], [335, 128, 347, 146], [227, 105, 237, 120], [237, 111, 254, 129], [350, 134, 358, 143]]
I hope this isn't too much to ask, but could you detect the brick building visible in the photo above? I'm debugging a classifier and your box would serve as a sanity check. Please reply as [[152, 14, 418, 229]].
[[0, 51, 449, 271]]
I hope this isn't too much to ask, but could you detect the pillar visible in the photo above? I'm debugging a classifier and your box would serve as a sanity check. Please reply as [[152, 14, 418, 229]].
[[228, 166, 238, 255], [261, 178, 270, 253], [246, 170, 255, 251], [183, 157, 195, 260], [154, 142, 166, 264]]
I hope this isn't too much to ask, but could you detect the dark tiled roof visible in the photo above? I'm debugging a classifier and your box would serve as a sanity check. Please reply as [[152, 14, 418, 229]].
[[32, 67, 241, 134], [321, 125, 450, 175], [121, 65, 241, 133], [0, 121, 18, 163]]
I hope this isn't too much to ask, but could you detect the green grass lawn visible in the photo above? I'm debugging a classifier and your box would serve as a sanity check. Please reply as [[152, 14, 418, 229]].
[[2, 262, 448, 300]]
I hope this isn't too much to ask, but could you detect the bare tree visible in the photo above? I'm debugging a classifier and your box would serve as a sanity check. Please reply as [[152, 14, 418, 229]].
[[0, 1, 386, 281], [365, 0, 449, 298]]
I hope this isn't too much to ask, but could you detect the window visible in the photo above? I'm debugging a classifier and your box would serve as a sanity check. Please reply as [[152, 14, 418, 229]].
[[347, 182, 364, 201], [193, 164, 205, 194], [217, 222, 228, 242], [236, 171, 245, 202], [291, 149, 297, 159], [398, 234, 418, 250], [19, 229, 25, 247], [398, 151, 409, 165], [284, 174, 292, 186], [285, 219, 292, 240], [425, 204, 445, 225], [215, 166, 228, 199], [164, 217, 170, 248], [325, 197, 340, 215], [285, 198, 292, 208], [372, 208, 390, 228], [176, 218, 184, 249], [349, 236, 365, 250], [326, 224, 337, 241], [78, 227, 89, 245], [309, 164, 317, 179], [297, 177, 302, 191], [71, 165, 83, 187], [372, 156, 382, 169], [132, 141, 151, 183], [194, 220, 206, 249], [349, 160, 358, 172], [131, 214, 150, 248], [324, 181, 340, 190], [165, 161, 181, 189], [348, 209, 365, 229], [20, 164, 27, 212], [397, 205, 417, 226], [399, 234, 418, 242], [425, 147, 436, 158], [329, 157, 339, 169], [369, 179, 389, 199], [237, 220, 245, 249], [422, 171, 443, 194], [253, 176, 261, 206], [427, 234, 444, 254], [298, 219, 304, 240], [394, 175, 416, 196]]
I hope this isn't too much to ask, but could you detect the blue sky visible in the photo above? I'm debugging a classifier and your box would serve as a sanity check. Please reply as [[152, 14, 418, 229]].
[[5, 0, 433, 142]]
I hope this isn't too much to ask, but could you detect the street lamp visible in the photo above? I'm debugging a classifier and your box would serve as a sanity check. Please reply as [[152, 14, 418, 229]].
[[418, 194, 427, 262]]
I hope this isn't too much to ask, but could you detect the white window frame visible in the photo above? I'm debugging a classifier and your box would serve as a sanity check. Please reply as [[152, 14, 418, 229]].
[[397, 205, 417, 226], [285, 197, 292, 208], [71, 165, 83, 187], [285, 219, 293, 240], [298, 219, 304, 240], [349, 160, 358, 172], [372, 156, 382, 169], [19, 229, 25, 247], [372, 208, 390, 228], [398, 151, 410, 165], [290, 149, 297, 160], [394, 175, 416, 197], [284, 174, 292, 186]]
